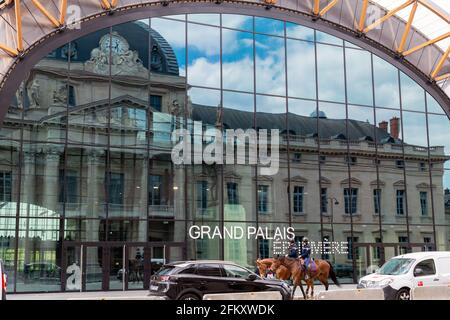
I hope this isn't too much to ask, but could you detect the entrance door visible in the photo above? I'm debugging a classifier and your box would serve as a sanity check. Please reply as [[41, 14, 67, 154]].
[[62, 243, 185, 291]]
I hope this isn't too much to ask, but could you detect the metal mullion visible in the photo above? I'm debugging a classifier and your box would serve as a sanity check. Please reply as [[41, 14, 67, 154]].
[[184, 14, 189, 260], [59, 39, 71, 291], [423, 90, 437, 247], [105, 27, 112, 242], [146, 17, 151, 250], [283, 21, 292, 227], [343, 42, 357, 284], [314, 29, 325, 250], [219, 14, 224, 260], [397, 69, 411, 249], [370, 53, 384, 250], [252, 16, 259, 252]]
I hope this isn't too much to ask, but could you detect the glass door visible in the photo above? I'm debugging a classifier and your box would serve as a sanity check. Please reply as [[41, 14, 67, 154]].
[[108, 246, 125, 290], [84, 246, 104, 291], [62, 245, 82, 292], [126, 246, 146, 290]]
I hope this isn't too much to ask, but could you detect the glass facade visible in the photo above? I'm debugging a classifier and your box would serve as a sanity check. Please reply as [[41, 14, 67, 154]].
[[0, 13, 449, 292]]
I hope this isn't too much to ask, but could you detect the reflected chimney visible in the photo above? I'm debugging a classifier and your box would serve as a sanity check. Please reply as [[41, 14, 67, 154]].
[[390, 117, 400, 139], [378, 121, 388, 132]]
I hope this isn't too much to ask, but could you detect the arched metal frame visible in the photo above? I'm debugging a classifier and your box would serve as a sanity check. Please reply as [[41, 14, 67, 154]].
[[0, 0, 449, 122]]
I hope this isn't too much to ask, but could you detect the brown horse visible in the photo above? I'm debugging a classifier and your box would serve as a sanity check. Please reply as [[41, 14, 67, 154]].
[[270, 256, 340, 299], [256, 258, 291, 280]]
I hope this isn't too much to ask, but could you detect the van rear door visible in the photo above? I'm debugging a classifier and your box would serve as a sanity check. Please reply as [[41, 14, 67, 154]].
[[436, 256, 450, 285]]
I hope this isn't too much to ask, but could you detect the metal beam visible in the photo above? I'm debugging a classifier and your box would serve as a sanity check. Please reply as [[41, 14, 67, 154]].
[[60, 0, 67, 25], [431, 46, 450, 79], [313, 0, 320, 15], [319, 0, 338, 17], [397, 1, 418, 53], [31, 0, 62, 27], [435, 73, 450, 82], [14, 0, 23, 52], [402, 32, 450, 56], [101, 0, 112, 9], [358, 0, 369, 32], [0, 43, 18, 57], [363, 0, 414, 33]]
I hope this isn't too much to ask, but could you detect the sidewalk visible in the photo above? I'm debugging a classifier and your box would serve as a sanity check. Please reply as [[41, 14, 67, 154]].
[[6, 284, 356, 300]]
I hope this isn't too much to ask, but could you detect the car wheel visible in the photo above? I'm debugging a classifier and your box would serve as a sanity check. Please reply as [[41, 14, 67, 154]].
[[179, 293, 201, 300], [396, 288, 410, 300]]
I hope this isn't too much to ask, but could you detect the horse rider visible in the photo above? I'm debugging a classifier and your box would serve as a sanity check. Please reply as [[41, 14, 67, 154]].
[[287, 239, 299, 259], [300, 237, 312, 279]]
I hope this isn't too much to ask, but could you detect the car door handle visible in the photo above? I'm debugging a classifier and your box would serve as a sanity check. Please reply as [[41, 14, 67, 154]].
[[433, 278, 439, 281]]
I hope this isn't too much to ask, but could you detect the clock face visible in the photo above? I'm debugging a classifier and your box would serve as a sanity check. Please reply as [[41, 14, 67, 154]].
[[101, 34, 128, 54]]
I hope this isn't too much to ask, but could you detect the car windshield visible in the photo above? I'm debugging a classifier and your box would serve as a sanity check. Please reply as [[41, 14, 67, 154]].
[[377, 258, 415, 275]]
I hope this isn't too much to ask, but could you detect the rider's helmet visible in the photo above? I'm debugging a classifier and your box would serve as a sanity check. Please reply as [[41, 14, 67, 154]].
[[302, 237, 309, 245]]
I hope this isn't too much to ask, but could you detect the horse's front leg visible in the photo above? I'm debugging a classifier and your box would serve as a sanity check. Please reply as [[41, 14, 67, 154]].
[[291, 284, 296, 300], [310, 281, 314, 298]]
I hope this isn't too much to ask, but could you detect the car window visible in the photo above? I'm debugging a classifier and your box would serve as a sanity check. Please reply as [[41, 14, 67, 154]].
[[223, 264, 253, 279], [178, 266, 197, 275], [196, 264, 222, 277], [414, 259, 436, 277]]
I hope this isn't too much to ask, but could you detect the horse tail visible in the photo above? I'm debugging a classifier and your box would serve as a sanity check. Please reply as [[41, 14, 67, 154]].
[[326, 261, 341, 287]]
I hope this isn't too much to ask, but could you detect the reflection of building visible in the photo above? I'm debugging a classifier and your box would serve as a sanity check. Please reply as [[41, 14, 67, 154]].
[[0, 9, 449, 293]]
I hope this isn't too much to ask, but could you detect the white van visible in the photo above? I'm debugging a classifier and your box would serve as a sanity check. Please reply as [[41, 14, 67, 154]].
[[357, 251, 450, 300], [0, 259, 6, 300]]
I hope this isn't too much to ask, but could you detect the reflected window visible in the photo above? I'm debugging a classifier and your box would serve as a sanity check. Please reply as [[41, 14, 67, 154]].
[[150, 95, 162, 112], [259, 239, 269, 259], [321, 188, 328, 213], [58, 170, 78, 204], [226, 182, 239, 205], [149, 175, 162, 206], [373, 189, 381, 215], [258, 185, 269, 214], [420, 191, 428, 216], [196, 181, 208, 212], [396, 190, 405, 216], [108, 173, 124, 205], [347, 237, 359, 260], [344, 188, 358, 215], [293, 186, 304, 214], [0, 171, 12, 202]]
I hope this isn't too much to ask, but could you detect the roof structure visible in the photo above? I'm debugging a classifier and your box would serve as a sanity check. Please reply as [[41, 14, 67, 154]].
[[0, 0, 448, 117]]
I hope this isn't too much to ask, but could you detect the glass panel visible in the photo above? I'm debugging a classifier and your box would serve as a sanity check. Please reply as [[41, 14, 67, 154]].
[[345, 48, 373, 106], [67, 28, 111, 145], [286, 22, 314, 41], [373, 55, 400, 109], [255, 17, 284, 36], [222, 29, 254, 92], [222, 14, 253, 32], [255, 34, 285, 96], [64, 246, 82, 291], [400, 72, 425, 112], [127, 246, 145, 289], [151, 17, 186, 77], [85, 246, 103, 291], [426, 93, 445, 115], [0, 216, 16, 291], [15, 218, 61, 292], [316, 31, 343, 46], [317, 44, 345, 103], [187, 23, 220, 88], [109, 246, 124, 290], [187, 13, 220, 26], [287, 39, 316, 99]]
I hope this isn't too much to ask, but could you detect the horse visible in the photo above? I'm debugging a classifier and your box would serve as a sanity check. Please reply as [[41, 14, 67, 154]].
[[256, 258, 291, 280], [270, 256, 340, 299]]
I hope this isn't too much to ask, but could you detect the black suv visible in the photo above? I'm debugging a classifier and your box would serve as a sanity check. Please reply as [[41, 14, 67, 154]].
[[149, 260, 292, 300]]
